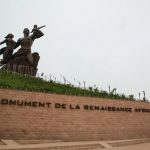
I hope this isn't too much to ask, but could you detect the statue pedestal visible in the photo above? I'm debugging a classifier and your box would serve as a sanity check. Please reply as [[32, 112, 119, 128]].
[[2, 64, 37, 76], [0, 52, 40, 76]]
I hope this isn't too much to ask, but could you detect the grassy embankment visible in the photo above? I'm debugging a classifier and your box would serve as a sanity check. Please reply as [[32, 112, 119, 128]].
[[0, 70, 134, 101]]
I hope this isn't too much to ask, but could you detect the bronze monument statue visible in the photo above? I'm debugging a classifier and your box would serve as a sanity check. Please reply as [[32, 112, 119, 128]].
[[0, 25, 45, 76]]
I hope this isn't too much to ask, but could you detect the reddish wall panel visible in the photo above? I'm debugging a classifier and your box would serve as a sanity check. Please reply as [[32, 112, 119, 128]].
[[0, 89, 150, 141]]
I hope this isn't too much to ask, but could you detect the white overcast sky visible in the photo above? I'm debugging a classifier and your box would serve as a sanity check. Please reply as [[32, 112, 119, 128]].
[[0, 0, 150, 100]]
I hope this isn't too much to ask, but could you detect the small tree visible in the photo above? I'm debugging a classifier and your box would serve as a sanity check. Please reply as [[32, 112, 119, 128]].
[[129, 95, 134, 100]]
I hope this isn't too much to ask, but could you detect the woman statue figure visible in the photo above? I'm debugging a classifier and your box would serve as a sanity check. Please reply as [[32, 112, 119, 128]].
[[0, 33, 16, 65]]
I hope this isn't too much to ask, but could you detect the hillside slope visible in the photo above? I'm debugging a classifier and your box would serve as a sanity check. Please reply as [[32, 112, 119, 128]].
[[0, 71, 133, 101]]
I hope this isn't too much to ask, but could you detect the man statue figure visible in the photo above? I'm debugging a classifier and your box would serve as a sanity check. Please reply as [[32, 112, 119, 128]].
[[10, 27, 44, 65]]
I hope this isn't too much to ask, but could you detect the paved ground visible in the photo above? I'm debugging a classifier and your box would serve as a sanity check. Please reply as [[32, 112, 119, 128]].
[[108, 142, 150, 150], [0, 138, 150, 150]]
